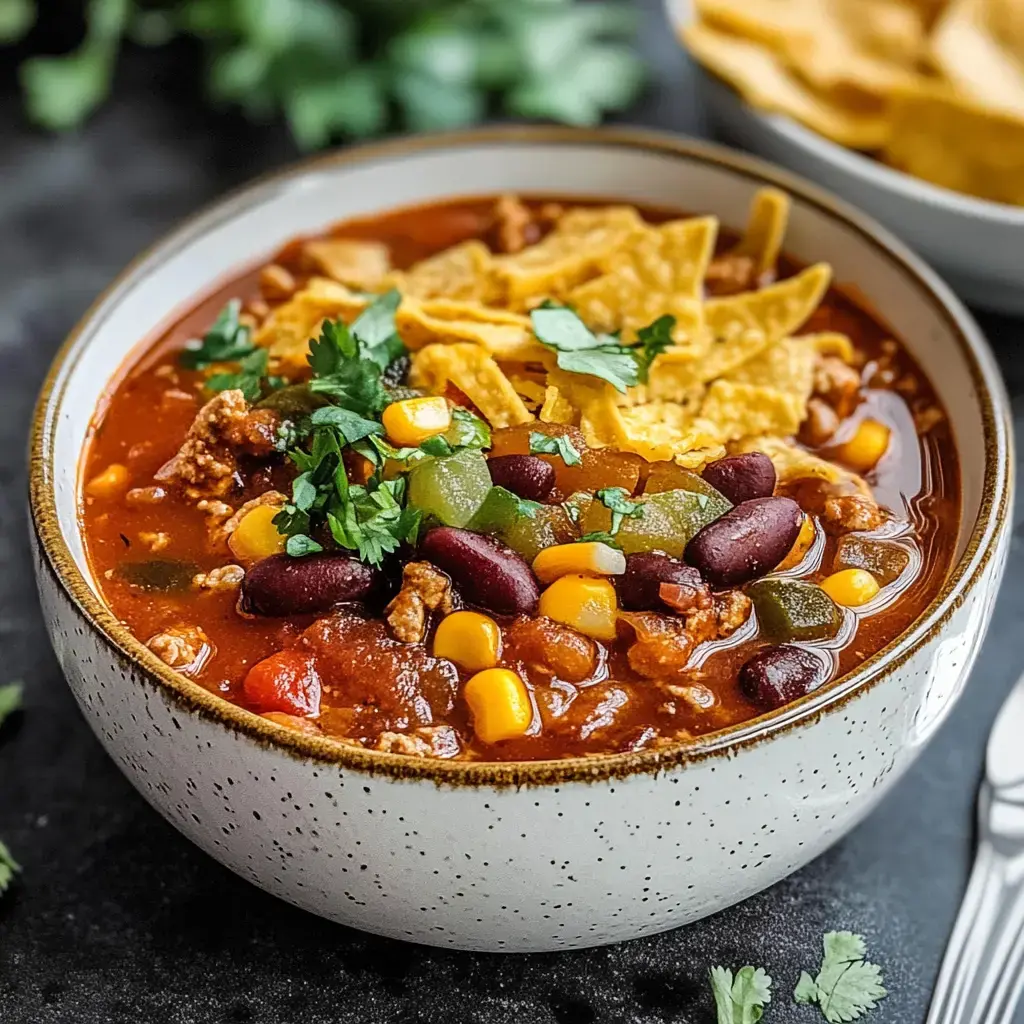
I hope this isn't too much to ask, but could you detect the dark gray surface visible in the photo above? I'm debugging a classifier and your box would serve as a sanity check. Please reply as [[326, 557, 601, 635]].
[[1, 4, 1022, 1022]]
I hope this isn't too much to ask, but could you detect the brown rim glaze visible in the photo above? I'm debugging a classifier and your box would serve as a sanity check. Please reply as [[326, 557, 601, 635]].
[[29, 126, 1013, 787]]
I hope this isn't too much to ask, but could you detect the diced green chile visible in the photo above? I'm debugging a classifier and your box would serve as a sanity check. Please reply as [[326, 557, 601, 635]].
[[407, 448, 491, 528], [834, 535, 911, 585], [583, 488, 731, 557], [748, 579, 842, 643], [117, 560, 198, 592], [468, 487, 573, 562]]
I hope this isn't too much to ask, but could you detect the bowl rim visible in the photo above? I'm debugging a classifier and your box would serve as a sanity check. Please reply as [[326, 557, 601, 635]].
[[30, 125, 1013, 787], [663, 0, 1024, 226]]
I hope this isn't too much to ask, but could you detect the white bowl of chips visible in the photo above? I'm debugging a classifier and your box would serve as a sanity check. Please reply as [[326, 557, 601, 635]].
[[667, 0, 1024, 313]]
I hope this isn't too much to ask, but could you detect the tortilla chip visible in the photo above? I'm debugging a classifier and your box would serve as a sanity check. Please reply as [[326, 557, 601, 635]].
[[618, 403, 726, 463], [723, 335, 818, 403], [493, 206, 645, 310], [396, 299, 547, 361], [539, 385, 577, 425], [734, 435, 871, 496], [302, 239, 390, 291], [733, 188, 791, 275], [683, 22, 893, 149], [700, 380, 805, 440], [801, 331, 856, 362], [930, 0, 1024, 119], [567, 216, 717, 351], [253, 277, 369, 371], [409, 343, 533, 428], [385, 241, 497, 303]]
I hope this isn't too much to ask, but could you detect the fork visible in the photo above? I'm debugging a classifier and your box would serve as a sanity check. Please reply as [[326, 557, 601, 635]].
[[927, 674, 1024, 1024]]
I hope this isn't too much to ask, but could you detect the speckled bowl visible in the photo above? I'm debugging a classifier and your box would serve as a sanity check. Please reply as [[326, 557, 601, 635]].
[[30, 128, 1012, 952]]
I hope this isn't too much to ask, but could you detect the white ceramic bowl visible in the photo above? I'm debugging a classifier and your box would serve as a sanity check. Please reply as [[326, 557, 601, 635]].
[[664, 0, 1024, 314], [30, 128, 1012, 952]]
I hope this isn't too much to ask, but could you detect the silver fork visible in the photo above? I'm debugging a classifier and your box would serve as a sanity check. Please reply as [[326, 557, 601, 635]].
[[927, 674, 1024, 1024]]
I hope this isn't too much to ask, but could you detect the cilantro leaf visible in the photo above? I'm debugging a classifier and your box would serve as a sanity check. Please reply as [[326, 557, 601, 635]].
[[0, 682, 23, 729], [555, 345, 640, 392], [635, 314, 675, 383], [180, 299, 254, 369], [449, 407, 491, 450], [530, 302, 601, 351], [795, 932, 887, 1023], [350, 289, 404, 370], [0, 840, 20, 897], [577, 530, 620, 547], [596, 486, 643, 535], [309, 405, 384, 445], [206, 347, 272, 402], [529, 431, 582, 467], [710, 965, 772, 1024], [285, 534, 323, 557]]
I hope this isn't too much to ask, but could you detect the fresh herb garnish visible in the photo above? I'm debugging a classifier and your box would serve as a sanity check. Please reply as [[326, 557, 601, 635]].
[[0, 840, 19, 897], [710, 966, 773, 1024], [449, 407, 491, 450], [596, 487, 643, 535], [529, 431, 582, 467], [795, 932, 886, 1023], [180, 299, 254, 370], [0, 683, 23, 729], [530, 303, 676, 393], [205, 347, 278, 403], [577, 530, 620, 548]]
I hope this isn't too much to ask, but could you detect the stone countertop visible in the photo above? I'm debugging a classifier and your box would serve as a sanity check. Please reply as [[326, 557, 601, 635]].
[[1, 4, 1023, 1022]]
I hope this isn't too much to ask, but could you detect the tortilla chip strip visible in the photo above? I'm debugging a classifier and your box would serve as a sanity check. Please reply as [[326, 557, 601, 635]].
[[539, 386, 577, 425], [723, 335, 818, 402], [567, 216, 717, 351], [384, 241, 497, 303], [683, 23, 893, 149], [733, 188, 791, 275], [700, 381, 805, 441], [410, 343, 533, 428], [396, 299, 548, 361], [493, 206, 645, 310], [302, 239, 390, 291]]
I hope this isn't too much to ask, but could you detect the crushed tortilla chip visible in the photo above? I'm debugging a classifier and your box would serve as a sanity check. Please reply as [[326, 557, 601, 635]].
[[493, 206, 645, 310], [723, 335, 818, 404], [396, 299, 547, 361], [302, 239, 390, 291], [699, 380, 805, 440], [384, 241, 497, 303], [733, 188, 791, 275], [409, 343, 533, 428], [540, 385, 577, 425]]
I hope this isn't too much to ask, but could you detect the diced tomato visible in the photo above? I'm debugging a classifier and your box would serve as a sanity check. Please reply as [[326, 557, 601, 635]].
[[243, 650, 321, 717]]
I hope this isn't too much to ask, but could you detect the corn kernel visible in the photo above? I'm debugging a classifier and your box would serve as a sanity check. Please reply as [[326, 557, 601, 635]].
[[532, 541, 626, 584], [838, 419, 890, 472], [86, 463, 130, 500], [464, 668, 533, 744], [820, 568, 880, 607], [538, 575, 618, 641], [382, 396, 451, 447], [229, 504, 287, 560], [434, 611, 502, 672], [777, 515, 816, 571]]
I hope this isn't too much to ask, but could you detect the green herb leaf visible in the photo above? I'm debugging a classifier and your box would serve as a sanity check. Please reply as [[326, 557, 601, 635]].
[[448, 407, 491, 450], [180, 299, 254, 369], [206, 347, 271, 402], [795, 932, 887, 1023], [635, 313, 675, 383], [418, 435, 455, 458], [350, 289, 405, 370], [309, 405, 384, 445], [0, 839, 20, 897], [596, 486, 643, 535], [555, 345, 640, 392], [577, 530, 620, 548], [710, 966, 772, 1024], [0, 683, 23, 729], [285, 534, 323, 557], [530, 431, 582, 466]]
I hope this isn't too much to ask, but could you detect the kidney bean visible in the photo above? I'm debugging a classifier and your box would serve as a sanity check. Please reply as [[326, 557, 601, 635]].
[[240, 553, 384, 616], [701, 452, 776, 504], [420, 527, 539, 615], [487, 454, 556, 502], [685, 496, 802, 588], [739, 644, 828, 711], [614, 552, 708, 611]]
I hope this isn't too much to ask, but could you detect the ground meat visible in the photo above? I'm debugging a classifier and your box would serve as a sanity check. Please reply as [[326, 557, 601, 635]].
[[258, 263, 297, 301], [914, 405, 944, 433], [125, 486, 167, 507], [139, 530, 170, 552], [155, 390, 280, 501], [489, 196, 563, 254], [813, 356, 861, 417], [146, 626, 213, 675], [802, 396, 840, 446], [503, 616, 597, 683], [375, 726, 461, 759], [543, 681, 639, 744], [703, 253, 759, 296], [661, 682, 716, 711], [715, 590, 752, 636], [385, 562, 454, 643], [822, 494, 886, 534], [193, 564, 245, 592]]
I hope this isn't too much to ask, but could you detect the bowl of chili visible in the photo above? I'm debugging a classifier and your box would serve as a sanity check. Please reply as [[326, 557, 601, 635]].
[[30, 127, 1012, 951]]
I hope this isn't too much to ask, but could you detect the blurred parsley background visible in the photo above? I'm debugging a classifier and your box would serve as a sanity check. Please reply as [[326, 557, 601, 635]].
[[0, 0, 646, 149]]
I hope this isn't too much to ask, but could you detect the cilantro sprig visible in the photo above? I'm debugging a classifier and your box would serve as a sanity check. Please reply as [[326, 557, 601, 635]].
[[710, 966, 773, 1024], [530, 303, 676, 393], [795, 932, 887, 1023], [529, 431, 582, 467], [596, 487, 643, 535]]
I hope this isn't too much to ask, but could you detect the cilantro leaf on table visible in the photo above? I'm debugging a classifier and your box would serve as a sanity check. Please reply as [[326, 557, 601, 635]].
[[0, 840, 20, 897], [530, 303, 674, 394], [596, 487, 643, 535], [794, 932, 887, 1023], [180, 299, 254, 369], [0, 682, 23, 729], [529, 431, 582, 467], [710, 965, 772, 1024]]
